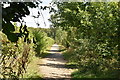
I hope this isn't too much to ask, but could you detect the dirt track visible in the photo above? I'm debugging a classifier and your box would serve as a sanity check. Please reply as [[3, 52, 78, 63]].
[[39, 44, 74, 80]]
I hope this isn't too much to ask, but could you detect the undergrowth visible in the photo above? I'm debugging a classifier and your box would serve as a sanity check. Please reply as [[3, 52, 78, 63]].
[[23, 56, 42, 80], [62, 48, 120, 79]]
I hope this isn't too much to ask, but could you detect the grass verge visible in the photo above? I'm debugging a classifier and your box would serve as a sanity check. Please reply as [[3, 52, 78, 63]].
[[62, 48, 120, 79], [23, 56, 43, 80], [71, 69, 119, 79]]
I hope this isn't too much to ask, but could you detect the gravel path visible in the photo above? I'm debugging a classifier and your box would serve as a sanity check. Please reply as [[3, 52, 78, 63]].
[[39, 44, 74, 80]]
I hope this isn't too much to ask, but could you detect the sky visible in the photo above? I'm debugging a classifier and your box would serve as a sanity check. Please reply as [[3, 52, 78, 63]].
[[6, 0, 118, 28], [21, 0, 118, 28], [22, 0, 54, 28]]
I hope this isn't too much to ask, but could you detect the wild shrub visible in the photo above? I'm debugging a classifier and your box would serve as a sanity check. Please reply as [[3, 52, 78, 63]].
[[0, 31, 34, 79]]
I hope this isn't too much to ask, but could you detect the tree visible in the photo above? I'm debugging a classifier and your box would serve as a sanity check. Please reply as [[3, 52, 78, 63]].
[[2, 1, 41, 42], [50, 2, 120, 78]]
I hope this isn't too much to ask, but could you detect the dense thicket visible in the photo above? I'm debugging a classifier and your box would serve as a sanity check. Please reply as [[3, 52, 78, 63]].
[[1, 1, 120, 79], [0, 25, 54, 79], [2, 2, 40, 42], [28, 27, 54, 56], [0, 25, 34, 78], [1, 2, 55, 79], [1, 2, 38, 78], [50, 2, 120, 78]]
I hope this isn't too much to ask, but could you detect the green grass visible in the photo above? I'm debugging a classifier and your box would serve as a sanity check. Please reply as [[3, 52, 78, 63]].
[[23, 46, 54, 80], [65, 62, 78, 69], [62, 48, 78, 70], [71, 68, 120, 79], [35, 46, 51, 58], [62, 48, 120, 79], [59, 45, 66, 51], [23, 56, 43, 79], [38, 52, 50, 58], [62, 48, 73, 60], [71, 69, 97, 79]]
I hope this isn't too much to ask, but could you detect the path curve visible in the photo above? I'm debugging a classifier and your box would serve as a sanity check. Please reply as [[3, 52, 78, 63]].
[[39, 44, 74, 80]]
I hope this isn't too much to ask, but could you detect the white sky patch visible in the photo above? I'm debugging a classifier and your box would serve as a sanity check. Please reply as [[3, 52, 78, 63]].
[[3, 4, 10, 8], [21, 0, 119, 28], [21, 0, 54, 28]]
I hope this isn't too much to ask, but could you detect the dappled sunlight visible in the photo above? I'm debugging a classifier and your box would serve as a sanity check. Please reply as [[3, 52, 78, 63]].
[[1, 1, 120, 79], [39, 44, 74, 79], [47, 44, 62, 53]]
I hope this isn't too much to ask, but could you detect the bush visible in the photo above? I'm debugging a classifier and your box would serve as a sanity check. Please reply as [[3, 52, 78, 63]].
[[63, 38, 119, 78], [0, 31, 34, 79], [32, 29, 54, 56]]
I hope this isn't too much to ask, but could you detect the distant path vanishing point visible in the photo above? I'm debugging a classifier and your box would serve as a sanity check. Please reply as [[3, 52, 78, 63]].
[[39, 44, 74, 80]]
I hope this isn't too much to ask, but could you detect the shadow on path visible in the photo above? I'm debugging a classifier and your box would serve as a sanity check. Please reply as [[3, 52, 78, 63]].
[[46, 50, 62, 52], [39, 44, 75, 80]]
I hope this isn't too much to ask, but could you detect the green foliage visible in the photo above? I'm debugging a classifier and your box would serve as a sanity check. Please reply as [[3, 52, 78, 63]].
[[0, 25, 54, 79], [23, 56, 42, 79], [55, 27, 67, 45], [2, 2, 39, 42], [0, 31, 34, 79], [1, 2, 55, 79], [50, 2, 120, 78], [31, 28, 54, 56]]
